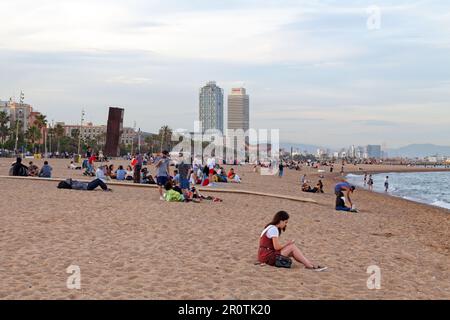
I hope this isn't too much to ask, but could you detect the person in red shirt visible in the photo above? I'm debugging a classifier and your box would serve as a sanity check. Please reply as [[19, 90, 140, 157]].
[[88, 154, 96, 175], [258, 211, 327, 271]]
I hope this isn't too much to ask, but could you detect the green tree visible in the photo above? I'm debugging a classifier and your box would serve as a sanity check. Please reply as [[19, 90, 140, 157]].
[[25, 125, 42, 153], [0, 111, 10, 144], [158, 125, 173, 152], [33, 114, 47, 153], [54, 124, 65, 153], [95, 132, 107, 151]]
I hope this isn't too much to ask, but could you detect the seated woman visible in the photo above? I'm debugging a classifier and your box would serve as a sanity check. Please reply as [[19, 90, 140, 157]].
[[316, 180, 324, 193], [28, 161, 39, 177], [227, 168, 241, 183], [125, 165, 134, 181], [106, 164, 116, 179], [258, 211, 327, 271]]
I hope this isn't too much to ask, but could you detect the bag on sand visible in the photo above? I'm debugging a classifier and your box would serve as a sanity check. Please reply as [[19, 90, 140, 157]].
[[275, 255, 292, 268]]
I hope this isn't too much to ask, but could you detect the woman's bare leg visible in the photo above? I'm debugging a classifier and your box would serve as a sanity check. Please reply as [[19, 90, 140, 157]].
[[281, 244, 314, 269]]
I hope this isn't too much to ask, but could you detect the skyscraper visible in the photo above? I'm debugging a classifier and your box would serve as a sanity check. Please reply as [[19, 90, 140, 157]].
[[367, 145, 382, 159], [227, 88, 249, 133], [199, 81, 224, 133]]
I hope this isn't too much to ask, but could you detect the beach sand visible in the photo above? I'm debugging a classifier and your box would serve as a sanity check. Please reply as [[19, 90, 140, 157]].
[[0, 158, 448, 299]]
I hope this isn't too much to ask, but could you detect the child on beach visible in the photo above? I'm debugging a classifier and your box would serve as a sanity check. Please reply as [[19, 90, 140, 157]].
[[258, 211, 327, 271]]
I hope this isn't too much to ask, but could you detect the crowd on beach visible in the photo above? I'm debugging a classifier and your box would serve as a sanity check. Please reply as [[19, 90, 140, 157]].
[[6, 148, 412, 274], [56, 148, 242, 203]]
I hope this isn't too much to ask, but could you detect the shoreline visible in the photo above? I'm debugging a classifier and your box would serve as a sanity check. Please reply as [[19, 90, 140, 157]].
[[343, 171, 450, 212]]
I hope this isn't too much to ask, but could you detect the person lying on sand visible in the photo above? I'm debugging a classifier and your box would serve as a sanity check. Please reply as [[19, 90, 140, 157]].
[[57, 178, 113, 192], [258, 211, 327, 271]]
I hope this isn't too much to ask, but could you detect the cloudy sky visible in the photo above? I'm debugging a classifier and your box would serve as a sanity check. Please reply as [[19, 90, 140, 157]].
[[0, 0, 449, 148]]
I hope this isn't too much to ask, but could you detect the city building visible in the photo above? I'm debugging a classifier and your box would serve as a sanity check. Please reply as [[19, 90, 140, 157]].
[[0, 99, 41, 135], [199, 81, 224, 133], [227, 88, 249, 133], [367, 145, 382, 159], [8, 101, 33, 134], [58, 122, 137, 145]]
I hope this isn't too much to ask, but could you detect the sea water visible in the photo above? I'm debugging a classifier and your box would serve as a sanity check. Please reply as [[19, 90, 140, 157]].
[[346, 171, 450, 211]]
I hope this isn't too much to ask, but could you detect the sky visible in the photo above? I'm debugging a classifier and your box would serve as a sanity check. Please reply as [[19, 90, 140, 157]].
[[0, 0, 449, 149]]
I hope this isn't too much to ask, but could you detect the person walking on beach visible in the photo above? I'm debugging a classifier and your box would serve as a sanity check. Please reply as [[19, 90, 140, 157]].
[[384, 176, 389, 192], [364, 173, 368, 186], [258, 211, 327, 271], [155, 150, 171, 200], [278, 162, 284, 178], [334, 180, 357, 212], [367, 174, 374, 191]]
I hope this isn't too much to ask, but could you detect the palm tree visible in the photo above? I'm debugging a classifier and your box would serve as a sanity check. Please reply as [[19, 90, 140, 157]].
[[25, 125, 42, 153], [33, 114, 47, 153], [47, 127, 55, 153], [0, 111, 10, 144], [158, 125, 172, 152], [54, 124, 65, 153]]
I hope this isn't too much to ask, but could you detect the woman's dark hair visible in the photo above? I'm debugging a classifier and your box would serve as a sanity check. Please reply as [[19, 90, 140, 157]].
[[265, 211, 290, 234], [118, 165, 124, 170], [164, 181, 173, 191]]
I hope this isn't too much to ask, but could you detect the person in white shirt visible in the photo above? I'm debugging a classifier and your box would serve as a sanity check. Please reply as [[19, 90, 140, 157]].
[[96, 165, 108, 182], [258, 211, 327, 271]]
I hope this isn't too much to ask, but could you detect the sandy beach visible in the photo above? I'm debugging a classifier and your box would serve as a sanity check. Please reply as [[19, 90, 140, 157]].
[[0, 158, 449, 300]]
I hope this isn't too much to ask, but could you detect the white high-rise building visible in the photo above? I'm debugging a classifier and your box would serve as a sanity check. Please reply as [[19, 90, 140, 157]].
[[227, 88, 249, 133], [199, 81, 224, 133]]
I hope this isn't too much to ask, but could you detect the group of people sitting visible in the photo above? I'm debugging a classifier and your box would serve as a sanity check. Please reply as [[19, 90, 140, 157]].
[[162, 180, 222, 203], [9, 157, 53, 178], [301, 180, 324, 193]]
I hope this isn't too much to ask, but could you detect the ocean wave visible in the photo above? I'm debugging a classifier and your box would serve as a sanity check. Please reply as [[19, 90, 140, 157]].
[[431, 200, 450, 210], [346, 174, 362, 178]]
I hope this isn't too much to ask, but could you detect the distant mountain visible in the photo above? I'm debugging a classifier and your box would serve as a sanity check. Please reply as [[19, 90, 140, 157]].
[[387, 144, 450, 158]]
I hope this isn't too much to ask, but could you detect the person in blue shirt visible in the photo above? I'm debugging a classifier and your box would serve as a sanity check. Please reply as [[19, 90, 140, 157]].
[[115, 165, 127, 181], [38, 161, 52, 178], [335, 181, 357, 212]]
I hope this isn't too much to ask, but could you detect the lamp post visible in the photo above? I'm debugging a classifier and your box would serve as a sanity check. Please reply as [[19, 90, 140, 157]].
[[77, 109, 85, 156]]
